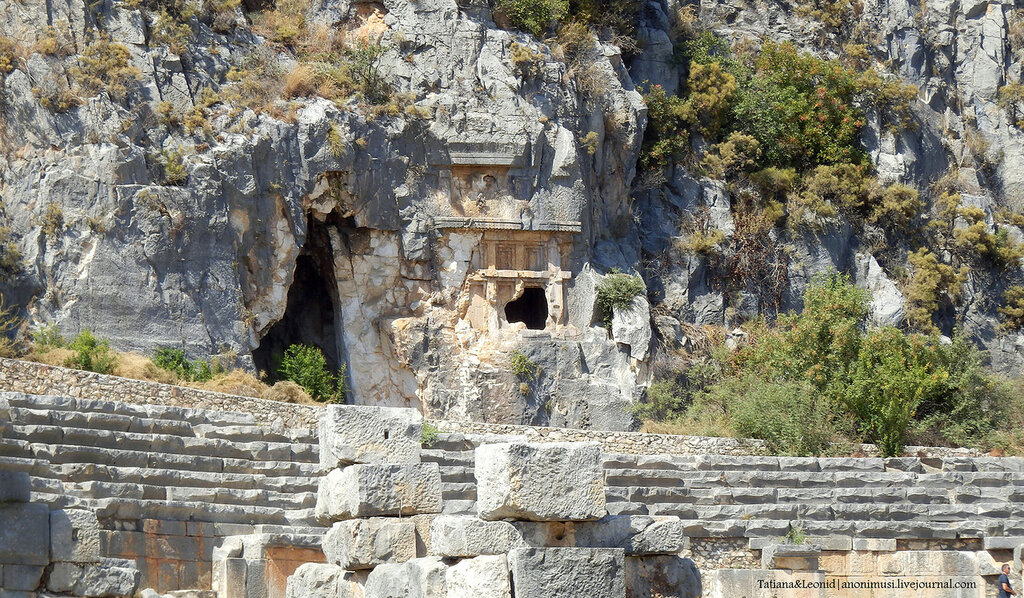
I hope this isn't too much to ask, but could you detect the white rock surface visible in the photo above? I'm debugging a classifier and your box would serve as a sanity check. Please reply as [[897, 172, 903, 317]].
[[445, 555, 511, 598], [364, 556, 447, 598], [319, 405, 423, 468], [476, 442, 606, 521], [323, 519, 417, 570], [285, 562, 365, 598], [317, 463, 442, 521], [50, 509, 101, 563], [611, 295, 652, 360], [429, 516, 522, 557]]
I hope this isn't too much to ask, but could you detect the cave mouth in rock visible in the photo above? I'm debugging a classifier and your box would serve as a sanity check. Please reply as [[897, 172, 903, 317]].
[[252, 224, 342, 380], [504, 287, 548, 330]]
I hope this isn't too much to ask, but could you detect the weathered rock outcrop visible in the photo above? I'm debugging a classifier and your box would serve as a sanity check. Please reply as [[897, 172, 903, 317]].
[[5, 0, 1024, 433], [0, 0, 648, 428]]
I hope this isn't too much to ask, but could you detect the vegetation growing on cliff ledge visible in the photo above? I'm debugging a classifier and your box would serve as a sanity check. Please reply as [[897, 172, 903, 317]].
[[636, 273, 1017, 457]]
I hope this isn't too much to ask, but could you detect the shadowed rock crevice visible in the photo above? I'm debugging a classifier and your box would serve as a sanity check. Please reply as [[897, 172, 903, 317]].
[[504, 287, 548, 330], [253, 217, 344, 378]]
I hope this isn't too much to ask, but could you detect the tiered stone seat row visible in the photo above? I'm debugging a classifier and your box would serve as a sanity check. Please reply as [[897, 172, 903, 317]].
[[422, 433, 1024, 540], [0, 392, 328, 592]]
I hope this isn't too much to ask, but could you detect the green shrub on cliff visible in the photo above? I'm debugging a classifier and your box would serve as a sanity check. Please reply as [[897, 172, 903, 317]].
[[153, 347, 213, 382], [496, 0, 569, 38], [595, 272, 645, 326], [645, 273, 1005, 457]]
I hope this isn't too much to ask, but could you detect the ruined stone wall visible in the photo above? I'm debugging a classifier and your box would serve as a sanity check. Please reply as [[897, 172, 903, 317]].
[[3, 390, 1024, 597], [0, 357, 988, 458], [430, 421, 984, 458], [0, 357, 320, 429]]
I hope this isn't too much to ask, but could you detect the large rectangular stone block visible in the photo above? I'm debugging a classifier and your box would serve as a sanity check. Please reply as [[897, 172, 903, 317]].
[[50, 509, 101, 563], [2, 564, 43, 591], [47, 559, 140, 597], [475, 442, 606, 522], [429, 516, 521, 557], [323, 519, 416, 570], [508, 547, 625, 597], [0, 503, 49, 565], [364, 557, 447, 598], [284, 563, 364, 598], [316, 464, 442, 521], [0, 472, 30, 504], [213, 557, 247, 598], [624, 556, 702, 598], [514, 516, 686, 555], [319, 405, 422, 468], [445, 555, 510, 598]]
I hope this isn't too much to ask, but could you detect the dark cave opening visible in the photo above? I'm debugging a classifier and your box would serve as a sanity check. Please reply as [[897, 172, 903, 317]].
[[504, 287, 548, 330], [252, 218, 343, 381]]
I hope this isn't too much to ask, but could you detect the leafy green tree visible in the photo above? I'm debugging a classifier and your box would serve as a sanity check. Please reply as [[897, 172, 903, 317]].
[[845, 327, 946, 456], [739, 271, 868, 397], [278, 344, 347, 403], [65, 330, 116, 374], [495, 0, 569, 38]]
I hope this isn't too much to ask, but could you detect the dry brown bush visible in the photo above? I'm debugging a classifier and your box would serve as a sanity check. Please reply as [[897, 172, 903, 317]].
[[262, 380, 316, 404]]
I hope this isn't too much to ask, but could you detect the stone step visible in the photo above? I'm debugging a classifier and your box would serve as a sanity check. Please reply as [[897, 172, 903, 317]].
[[0, 437, 31, 457], [438, 465, 475, 484], [603, 467, 1024, 490], [22, 436, 317, 466], [421, 449, 474, 468], [9, 407, 196, 437], [3, 392, 261, 427], [53, 477, 318, 509], [441, 482, 477, 501], [30, 490, 89, 510], [50, 463, 321, 492], [441, 499, 477, 516], [192, 423, 318, 445], [428, 433, 481, 452], [78, 496, 320, 526], [0, 454, 51, 476]]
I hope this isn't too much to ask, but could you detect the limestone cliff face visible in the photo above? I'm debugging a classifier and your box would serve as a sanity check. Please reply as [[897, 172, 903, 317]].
[[2, 0, 1024, 428], [628, 0, 1024, 375], [0, 0, 647, 428]]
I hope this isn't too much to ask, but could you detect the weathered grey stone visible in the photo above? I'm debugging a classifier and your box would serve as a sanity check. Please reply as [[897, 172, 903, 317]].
[[0, 472, 30, 503], [363, 556, 447, 598], [0, 503, 49, 565], [611, 294, 651, 360], [47, 559, 140, 597], [761, 544, 821, 570], [212, 557, 247, 598], [476, 442, 606, 521], [316, 463, 442, 521], [246, 558, 268, 598], [285, 563, 364, 598], [624, 555, 702, 598], [429, 516, 521, 557], [507, 547, 625, 597], [854, 252, 906, 327], [444, 555, 510, 598], [514, 516, 686, 555], [50, 509, 101, 563], [853, 538, 897, 551], [2, 564, 43, 591], [323, 519, 416, 570], [319, 405, 423, 468]]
